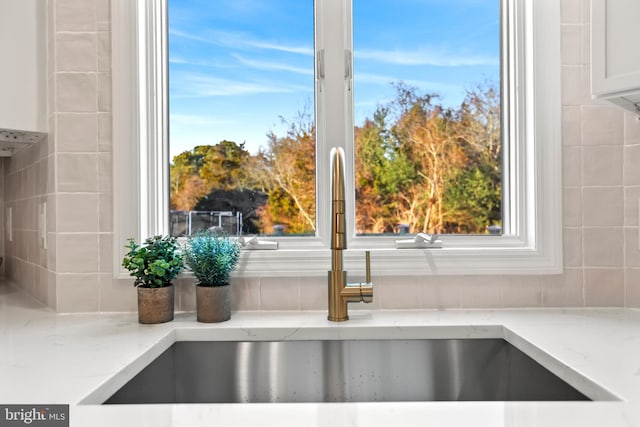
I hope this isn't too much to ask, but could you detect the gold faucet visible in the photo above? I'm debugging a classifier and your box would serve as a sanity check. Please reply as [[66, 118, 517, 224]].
[[328, 147, 373, 322]]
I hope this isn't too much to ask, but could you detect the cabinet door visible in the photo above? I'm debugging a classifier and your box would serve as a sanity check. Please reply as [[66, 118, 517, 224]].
[[591, 0, 640, 97]]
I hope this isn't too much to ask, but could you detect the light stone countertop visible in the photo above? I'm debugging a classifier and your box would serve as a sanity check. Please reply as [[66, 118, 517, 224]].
[[1, 281, 640, 427]]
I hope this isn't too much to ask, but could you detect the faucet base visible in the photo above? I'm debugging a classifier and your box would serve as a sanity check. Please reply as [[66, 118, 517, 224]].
[[328, 270, 348, 322], [328, 271, 374, 322]]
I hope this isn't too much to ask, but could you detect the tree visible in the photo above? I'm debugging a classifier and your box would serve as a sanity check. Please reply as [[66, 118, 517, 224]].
[[172, 175, 209, 211], [355, 107, 415, 233], [401, 105, 467, 233], [170, 141, 256, 211], [353, 81, 501, 234], [170, 81, 501, 236], [170, 148, 208, 210], [258, 112, 316, 234], [198, 140, 253, 190], [444, 82, 502, 233]]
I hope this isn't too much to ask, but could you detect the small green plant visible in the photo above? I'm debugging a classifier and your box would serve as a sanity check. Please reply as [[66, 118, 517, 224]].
[[184, 233, 241, 287], [122, 235, 184, 288]]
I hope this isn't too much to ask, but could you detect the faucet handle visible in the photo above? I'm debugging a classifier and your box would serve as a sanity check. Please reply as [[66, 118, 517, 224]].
[[345, 251, 374, 303], [360, 282, 373, 303], [365, 250, 371, 283], [362, 250, 373, 303]]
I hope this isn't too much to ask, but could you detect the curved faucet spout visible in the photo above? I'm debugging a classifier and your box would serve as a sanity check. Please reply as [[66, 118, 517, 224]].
[[328, 147, 373, 322], [330, 147, 346, 262]]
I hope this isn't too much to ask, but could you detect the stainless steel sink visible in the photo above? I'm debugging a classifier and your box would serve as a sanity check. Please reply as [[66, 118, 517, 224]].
[[104, 339, 590, 403]]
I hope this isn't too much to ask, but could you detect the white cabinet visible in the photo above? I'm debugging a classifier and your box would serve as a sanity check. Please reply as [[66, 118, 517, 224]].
[[0, 0, 47, 156], [591, 0, 640, 115]]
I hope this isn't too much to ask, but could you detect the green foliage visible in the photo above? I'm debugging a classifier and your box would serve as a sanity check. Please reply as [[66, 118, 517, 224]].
[[184, 233, 241, 287], [170, 141, 256, 211], [198, 140, 252, 190], [122, 236, 184, 288], [443, 166, 502, 233]]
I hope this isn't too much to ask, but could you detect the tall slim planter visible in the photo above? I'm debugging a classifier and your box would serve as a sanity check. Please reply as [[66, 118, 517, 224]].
[[137, 285, 175, 324], [196, 284, 231, 323]]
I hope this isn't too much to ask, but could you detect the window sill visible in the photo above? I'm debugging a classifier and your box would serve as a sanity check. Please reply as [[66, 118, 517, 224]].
[[115, 239, 561, 280], [229, 243, 562, 278]]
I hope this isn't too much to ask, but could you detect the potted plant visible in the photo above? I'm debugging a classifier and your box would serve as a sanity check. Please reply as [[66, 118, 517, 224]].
[[122, 235, 184, 324], [184, 232, 240, 322]]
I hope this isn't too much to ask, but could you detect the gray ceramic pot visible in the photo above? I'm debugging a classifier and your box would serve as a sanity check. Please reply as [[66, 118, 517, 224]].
[[137, 284, 174, 324], [196, 284, 231, 323]]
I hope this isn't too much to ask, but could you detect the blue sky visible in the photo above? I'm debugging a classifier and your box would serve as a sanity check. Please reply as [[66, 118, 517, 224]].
[[168, 0, 500, 159]]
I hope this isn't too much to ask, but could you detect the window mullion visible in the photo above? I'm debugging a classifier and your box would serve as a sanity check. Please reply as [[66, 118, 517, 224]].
[[315, 0, 352, 248]]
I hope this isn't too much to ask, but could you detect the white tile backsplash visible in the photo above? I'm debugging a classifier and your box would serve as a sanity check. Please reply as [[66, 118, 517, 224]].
[[56, 273, 100, 312], [459, 277, 504, 309], [562, 106, 582, 145], [57, 153, 98, 192], [55, 33, 97, 72], [561, 25, 583, 66], [55, 0, 96, 32], [561, 0, 582, 24], [583, 228, 624, 267], [260, 277, 300, 311], [563, 187, 582, 227], [624, 187, 640, 227], [379, 276, 422, 309], [57, 113, 98, 152], [584, 268, 625, 306], [56, 233, 100, 273], [582, 105, 624, 145], [56, 193, 99, 232], [542, 268, 584, 307], [502, 276, 542, 308], [582, 145, 622, 186], [562, 146, 582, 186], [421, 276, 462, 309], [625, 113, 640, 144], [563, 227, 583, 267], [562, 66, 583, 106], [582, 187, 623, 227], [623, 145, 640, 185], [56, 73, 98, 112]]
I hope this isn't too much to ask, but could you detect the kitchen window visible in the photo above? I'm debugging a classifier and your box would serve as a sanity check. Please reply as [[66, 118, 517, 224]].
[[112, 0, 561, 277]]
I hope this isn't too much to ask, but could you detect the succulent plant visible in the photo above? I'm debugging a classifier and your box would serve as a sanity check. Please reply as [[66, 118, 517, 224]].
[[184, 233, 241, 287]]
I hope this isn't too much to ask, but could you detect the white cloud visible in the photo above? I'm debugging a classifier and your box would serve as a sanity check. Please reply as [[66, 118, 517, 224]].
[[171, 73, 312, 98], [169, 56, 231, 69], [355, 48, 498, 67], [245, 41, 313, 56], [169, 28, 313, 56], [169, 28, 213, 45], [356, 72, 463, 94], [169, 57, 190, 64], [231, 54, 313, 75]]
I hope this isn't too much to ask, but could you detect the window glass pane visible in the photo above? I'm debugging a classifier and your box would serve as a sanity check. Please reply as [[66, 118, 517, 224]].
[[168, 0, 315, 237], [353, 0, 502, 235]]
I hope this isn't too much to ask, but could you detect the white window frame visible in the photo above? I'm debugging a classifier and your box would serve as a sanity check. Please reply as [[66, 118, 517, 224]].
[[112, 0, 561, 278]]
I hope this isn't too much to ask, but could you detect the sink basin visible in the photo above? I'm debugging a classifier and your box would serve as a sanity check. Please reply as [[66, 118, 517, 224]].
[[104, 339, 590, 404]]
